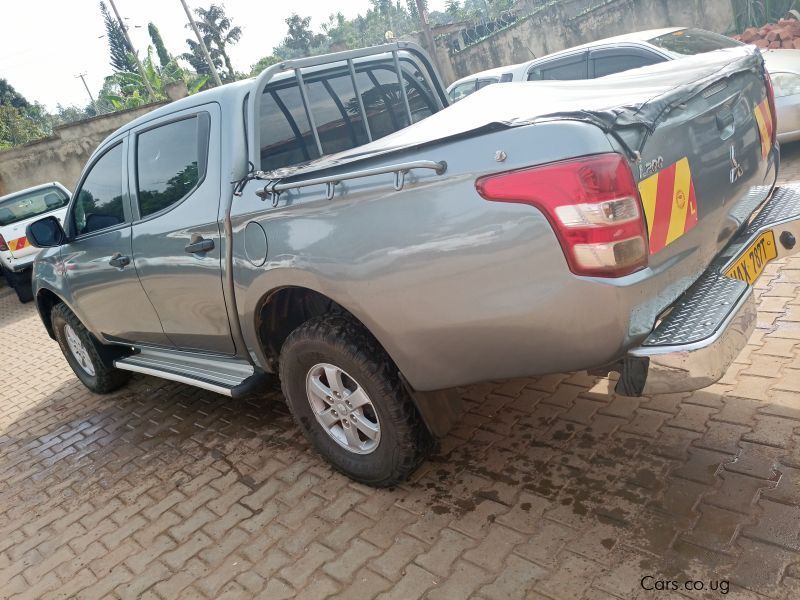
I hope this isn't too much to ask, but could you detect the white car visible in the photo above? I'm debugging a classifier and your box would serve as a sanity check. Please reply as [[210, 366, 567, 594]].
[[446, 27, 800, 143], [763, 49, 800, 143], [0, 182, 70, 302], [446, 27, 742, 101]]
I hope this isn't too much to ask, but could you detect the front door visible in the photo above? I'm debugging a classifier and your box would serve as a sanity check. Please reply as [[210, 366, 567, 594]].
[[129, 104, 235, 355], [61, 137, 170, 345]]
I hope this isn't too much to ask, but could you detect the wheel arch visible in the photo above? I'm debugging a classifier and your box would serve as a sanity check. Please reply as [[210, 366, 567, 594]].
[[35, 287, 64, 339], [254, 285, 462, 438]]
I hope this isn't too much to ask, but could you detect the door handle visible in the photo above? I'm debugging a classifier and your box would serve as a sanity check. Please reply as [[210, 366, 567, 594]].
[[185, 237, 215, 254], [108, 253, 130, 268]]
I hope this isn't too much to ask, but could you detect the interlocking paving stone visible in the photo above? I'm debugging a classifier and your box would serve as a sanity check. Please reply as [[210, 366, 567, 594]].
[[1, 150, 800, 598]]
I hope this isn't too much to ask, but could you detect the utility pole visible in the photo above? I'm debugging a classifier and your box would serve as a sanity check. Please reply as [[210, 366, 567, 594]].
[[414, 0, 443, 75], [179, 0, 223, 87], [107, 0, 157, 101], [76, 73, 99, 114]]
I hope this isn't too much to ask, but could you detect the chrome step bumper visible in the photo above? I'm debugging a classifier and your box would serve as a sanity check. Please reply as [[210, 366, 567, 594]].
[[115, 348, 268, 397], [617, 183, 800, 397]]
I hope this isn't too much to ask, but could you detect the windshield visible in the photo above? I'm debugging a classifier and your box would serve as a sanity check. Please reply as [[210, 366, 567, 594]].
[[648, 28, 741, 56], [0, 187, 69, 227]]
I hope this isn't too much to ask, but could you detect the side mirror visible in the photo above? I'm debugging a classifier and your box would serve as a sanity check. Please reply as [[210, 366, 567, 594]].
[[26, 216, 66, 248]]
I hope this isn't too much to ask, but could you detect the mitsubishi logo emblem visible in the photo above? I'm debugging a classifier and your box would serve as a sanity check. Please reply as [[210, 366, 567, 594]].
[[730, 146, 743, 183]]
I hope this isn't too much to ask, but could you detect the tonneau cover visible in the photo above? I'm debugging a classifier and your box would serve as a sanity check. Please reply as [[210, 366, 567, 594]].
[[262, 46, 764, 180]]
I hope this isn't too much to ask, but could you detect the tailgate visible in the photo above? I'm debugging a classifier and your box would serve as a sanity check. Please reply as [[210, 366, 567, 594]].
[[633, 55, 777, 273]]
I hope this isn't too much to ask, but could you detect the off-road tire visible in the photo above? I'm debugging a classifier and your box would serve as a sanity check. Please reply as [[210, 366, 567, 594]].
[[51, 303, 130, 393], [279, 314, 432, 487]]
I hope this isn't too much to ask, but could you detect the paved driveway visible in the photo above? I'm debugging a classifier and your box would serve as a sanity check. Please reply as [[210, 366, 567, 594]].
[[2, 144, 800, 599]]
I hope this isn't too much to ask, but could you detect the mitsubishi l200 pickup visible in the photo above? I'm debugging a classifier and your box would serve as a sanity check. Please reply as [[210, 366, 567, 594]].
[[25, 43, 800, 485]]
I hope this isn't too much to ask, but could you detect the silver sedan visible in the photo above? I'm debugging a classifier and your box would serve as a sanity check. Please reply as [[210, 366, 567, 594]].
[[758, 50, 799, 143]]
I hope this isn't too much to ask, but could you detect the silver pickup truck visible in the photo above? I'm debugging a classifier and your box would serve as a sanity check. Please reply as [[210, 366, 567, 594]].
[[25, 43, 800, 485]]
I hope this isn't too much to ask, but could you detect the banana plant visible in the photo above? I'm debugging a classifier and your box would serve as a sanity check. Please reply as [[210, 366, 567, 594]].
[[100, 47, 209, 111]]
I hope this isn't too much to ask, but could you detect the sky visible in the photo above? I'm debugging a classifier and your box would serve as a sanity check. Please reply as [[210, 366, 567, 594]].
[[0, 0, 447, 111]]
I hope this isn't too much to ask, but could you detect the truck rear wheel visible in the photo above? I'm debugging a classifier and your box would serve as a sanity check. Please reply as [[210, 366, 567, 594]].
[[51, 303, 130, 394], [279, 314, 432, 487]]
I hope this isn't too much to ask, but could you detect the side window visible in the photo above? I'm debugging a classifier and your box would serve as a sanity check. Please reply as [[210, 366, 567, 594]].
[[476, 78, 499, 90], [528, 54, 588, 81], [363, 66, 436, 137], [449, 81, 476, 103], [260, 85, 321, 171], [592, 52, 663, 78], [259, 62, 439, 171], [305, 73, 370, 156], [136, 115, 205, 217], [73, 143, 125, 236]]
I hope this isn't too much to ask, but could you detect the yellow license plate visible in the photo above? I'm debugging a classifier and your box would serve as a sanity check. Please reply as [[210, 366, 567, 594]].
[[725, 231, 777, 285]]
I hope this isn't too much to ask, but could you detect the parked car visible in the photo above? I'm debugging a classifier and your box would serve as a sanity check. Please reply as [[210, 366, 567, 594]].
[[25, 42, 797, 486], [447, 27, 800, 143], [446, 27, 742, 102], [763, 49, 800, 143], [0, 182, 70, 302]]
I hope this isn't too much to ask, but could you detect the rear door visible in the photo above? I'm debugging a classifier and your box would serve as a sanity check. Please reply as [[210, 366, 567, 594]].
[[129, 103, 235, 355], [61, 137, 170, 345]]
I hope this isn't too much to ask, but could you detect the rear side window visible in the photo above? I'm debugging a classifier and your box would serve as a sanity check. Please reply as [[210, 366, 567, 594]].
[[476, 78, 499, 90], [449, 81, 476, 103], [73, 143, 125, 236], [136, 115, 206, 218], [592, 53, 664, 78], [259, 62, 438, 171], [528, 54, 588, 81], [648, 29, 741, 56]]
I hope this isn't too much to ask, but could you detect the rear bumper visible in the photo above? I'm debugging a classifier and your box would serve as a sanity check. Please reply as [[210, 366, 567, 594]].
[[0, 251, 34, 273], [617, 183, 800, 396]]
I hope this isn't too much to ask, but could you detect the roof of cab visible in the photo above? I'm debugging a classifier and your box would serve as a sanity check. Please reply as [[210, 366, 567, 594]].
[[111, 77, 255, 139]]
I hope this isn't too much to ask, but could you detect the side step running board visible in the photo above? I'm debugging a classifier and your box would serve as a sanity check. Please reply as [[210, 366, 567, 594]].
[[115, 348, 268, 397]]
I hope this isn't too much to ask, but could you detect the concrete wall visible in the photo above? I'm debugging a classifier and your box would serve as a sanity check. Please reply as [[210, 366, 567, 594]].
[[443, 0, 737, 82], [0, 102, 167, 197]]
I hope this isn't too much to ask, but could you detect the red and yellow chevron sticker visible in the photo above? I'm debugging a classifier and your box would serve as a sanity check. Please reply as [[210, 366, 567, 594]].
[[7, 236, 28, 252], [753, 98, 774, 159], [637, 157, 698, 254]]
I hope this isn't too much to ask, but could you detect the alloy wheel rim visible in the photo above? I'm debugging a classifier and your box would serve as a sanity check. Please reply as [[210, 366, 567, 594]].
[[64, 324, 96, 377], [305, 363, 381, 455]]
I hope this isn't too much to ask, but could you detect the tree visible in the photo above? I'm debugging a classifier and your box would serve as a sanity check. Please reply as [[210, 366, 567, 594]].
[[445, 0, 462, 17], [182, 35, 226, 81], [0, 79, 30, 110], [99, 1, 137, 73], [192, 4, 242, 79], [0, 105, 49, 149], [249, 55, 283, 77], [101, 47, 208, 110], [281, 14, 325, 57], [148, 23, 171, 68]]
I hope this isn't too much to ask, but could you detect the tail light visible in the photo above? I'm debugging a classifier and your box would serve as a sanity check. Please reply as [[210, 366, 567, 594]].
[[476, 153, 648, 277], [0, 234, 7, 252], [765, 71, 778, 146]]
